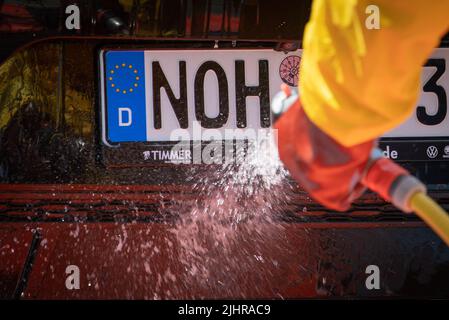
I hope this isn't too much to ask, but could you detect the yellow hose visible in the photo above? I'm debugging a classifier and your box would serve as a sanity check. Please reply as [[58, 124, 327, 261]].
[[410, 192, 449, 247]]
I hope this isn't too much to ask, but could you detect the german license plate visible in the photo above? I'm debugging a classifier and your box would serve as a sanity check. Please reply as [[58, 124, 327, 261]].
[[99, 48, 449, 162]]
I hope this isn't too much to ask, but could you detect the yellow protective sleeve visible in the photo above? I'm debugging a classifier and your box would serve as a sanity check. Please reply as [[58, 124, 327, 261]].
[[300, 0, 449, 147]]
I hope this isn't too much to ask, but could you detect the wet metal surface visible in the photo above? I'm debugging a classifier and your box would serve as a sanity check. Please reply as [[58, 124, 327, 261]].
[[0, 222, 448, 299]]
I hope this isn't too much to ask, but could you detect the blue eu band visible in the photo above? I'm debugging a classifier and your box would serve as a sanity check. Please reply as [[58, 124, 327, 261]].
[[105, 51, 147, 143]]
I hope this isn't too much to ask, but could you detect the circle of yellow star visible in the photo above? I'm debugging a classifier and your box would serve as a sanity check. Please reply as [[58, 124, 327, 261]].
[[108, 63, 140, 94]]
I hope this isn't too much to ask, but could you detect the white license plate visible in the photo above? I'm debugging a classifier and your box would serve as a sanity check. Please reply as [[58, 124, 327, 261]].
[[100, 49, 301, 144], [99, 48, 449, 145]]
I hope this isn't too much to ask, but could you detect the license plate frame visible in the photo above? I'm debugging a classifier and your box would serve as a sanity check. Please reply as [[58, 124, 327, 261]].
[[98, 46, 449, 165]]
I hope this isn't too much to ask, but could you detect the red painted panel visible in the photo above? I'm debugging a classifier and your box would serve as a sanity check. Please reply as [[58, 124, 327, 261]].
[[22, 222, 321, 299], [0, 224, 34, 299], [0, 220, 444, 299]]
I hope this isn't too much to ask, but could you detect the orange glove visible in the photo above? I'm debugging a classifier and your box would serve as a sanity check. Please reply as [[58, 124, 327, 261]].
[[273, 86, 375, 211]]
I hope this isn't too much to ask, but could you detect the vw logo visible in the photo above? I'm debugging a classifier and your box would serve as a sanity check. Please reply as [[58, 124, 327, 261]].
[[426, 146, 438, 159]]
